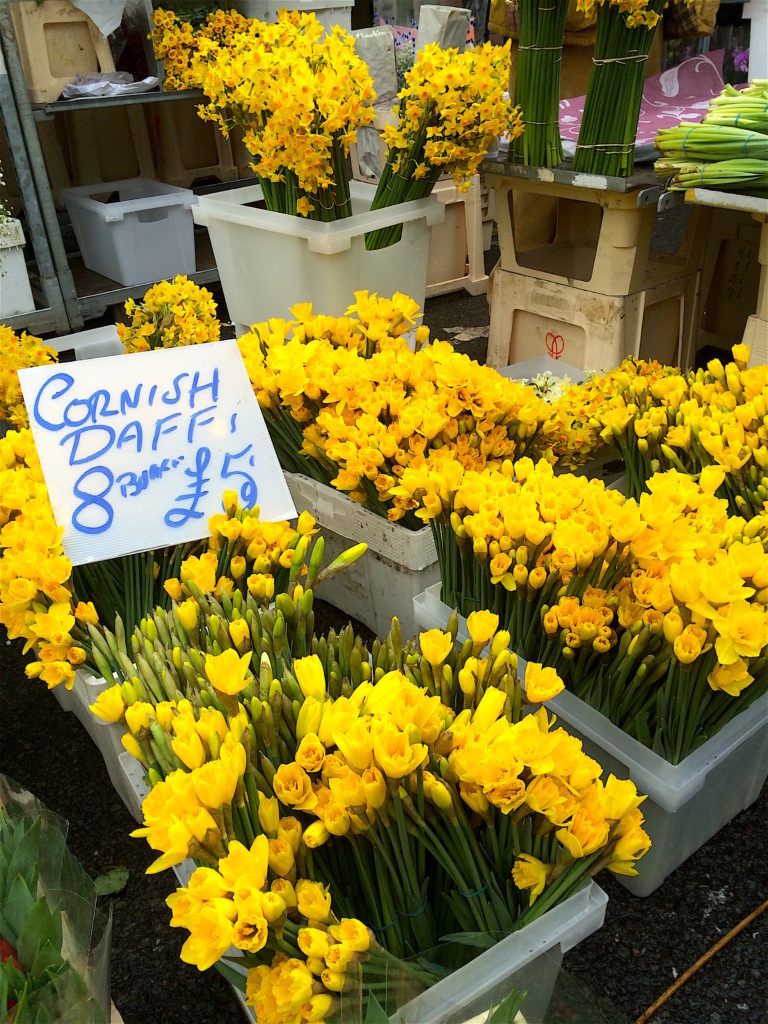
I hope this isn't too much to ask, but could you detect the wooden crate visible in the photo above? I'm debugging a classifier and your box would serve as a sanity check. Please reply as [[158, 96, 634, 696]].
[[9, 0, 115, 104], [487, 264, 701, 372]]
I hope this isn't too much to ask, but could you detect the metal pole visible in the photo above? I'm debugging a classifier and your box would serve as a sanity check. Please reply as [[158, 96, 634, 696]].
[[0, 46, 68, 331], [0, 0, 83, 328]]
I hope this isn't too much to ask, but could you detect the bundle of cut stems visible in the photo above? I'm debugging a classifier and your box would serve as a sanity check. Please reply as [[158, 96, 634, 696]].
[[655, 157, 768, 192], [508, 0, 570, 166], [703, 81, 768, 133], [655, 122, 768, 162], [573, 3, 665, 176]]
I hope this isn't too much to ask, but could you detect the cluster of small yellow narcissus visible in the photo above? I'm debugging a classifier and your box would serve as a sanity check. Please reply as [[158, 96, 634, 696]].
[[197, 12, 375, 211], [538, 356, 680, 470], [384, 41, 523, 189], [395, 454, 768, 761], [117, 276, 221, 354], [576, 0, 670, 29], [0, 428, 91, 690], [107, 604, 648, 1022], [594, 344, 768, 517], [151, 7, 255, 92], [237, 294, 547, 527], [0, 325, 57, 428]]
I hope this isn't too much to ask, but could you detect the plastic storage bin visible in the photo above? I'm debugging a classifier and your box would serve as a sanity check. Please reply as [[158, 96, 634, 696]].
[[231, 0, 353, 32], [61, 177, 197, 286], [47, 324, 123, 359], [194, 181, 443, 333], [486, 265, 701, 372], [286, 472, 439, 639], [397, 882, 607, 1024], [413, 582, 768, 897], [425, 176, 488, 299], [117, 743, 603, 1024], [0, 219, 34, 316], [50, 670, 129, 810]]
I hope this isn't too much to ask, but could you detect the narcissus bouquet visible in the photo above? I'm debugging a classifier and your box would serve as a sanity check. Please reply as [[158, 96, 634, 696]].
[[0, 325, 57, 429], [117, 276, 220, 353], [367, 42, 523, 249], [536, 357, 679, 471], [151, 7, 256, 92], [237, 294, 547, 528], [197, 12, 375, 222], [396, 456, 768, 762], [596, 344, 768, 517], [90, 562, 648, 1019]]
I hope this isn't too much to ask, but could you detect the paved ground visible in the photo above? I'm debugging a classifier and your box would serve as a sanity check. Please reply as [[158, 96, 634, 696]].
[[1, 265, 766, 1024]]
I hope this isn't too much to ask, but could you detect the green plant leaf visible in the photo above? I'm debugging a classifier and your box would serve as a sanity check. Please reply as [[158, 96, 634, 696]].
[[488, 988, 527, 1023], [16, 898, 58, 972], [94, 866, 129, 896], [364, 992, 391, 1024], [3, 875, 36, 945], [6, 821, 40, 893]]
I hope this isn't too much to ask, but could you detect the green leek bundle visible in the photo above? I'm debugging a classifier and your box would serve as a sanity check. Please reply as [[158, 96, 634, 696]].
[[655, 158, 768, 192]]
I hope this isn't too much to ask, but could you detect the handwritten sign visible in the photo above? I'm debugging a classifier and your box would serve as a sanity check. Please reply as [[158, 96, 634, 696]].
[[19, 340, 297, 565]]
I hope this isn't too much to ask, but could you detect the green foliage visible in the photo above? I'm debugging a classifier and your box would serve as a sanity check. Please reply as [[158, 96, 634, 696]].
[[0, 813, 105, 1023]]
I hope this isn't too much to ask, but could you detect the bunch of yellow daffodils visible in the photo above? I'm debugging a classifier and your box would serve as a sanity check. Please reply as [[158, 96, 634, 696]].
[[0, 325, 57, 428], [117, 276, 220, 353]]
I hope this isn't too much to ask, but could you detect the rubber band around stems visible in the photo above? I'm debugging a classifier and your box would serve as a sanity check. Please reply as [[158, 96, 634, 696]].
[[459, 884, 488, 899], [518, 44, 563, 50], [371, 920, 397, 934], [397, 895, 429, 918]]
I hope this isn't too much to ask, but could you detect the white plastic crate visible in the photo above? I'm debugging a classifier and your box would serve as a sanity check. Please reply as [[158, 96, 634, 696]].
[[413, 582, 768, 897], [0, 219, 34, 316], [47, 324, 123, 359], [50, 670, 130, 810], [231, 0, 353, 32], [286, 472, 439, 639], [61, 177, 197, 287], [499, 356, 586, 384], [426, 176, 488, 299], [117, 750, 598, 1024], [195, 180, 442, 336], [397, 883, 607, 1024], [487, 266, 701, 373]]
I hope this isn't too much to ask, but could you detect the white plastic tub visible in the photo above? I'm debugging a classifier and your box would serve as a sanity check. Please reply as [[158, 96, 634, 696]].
[[396, 883, 607, 1024], [413, 582, 768, 897], [193, 181, 443, 331], [47, 324, 124, 360], [231, 0, 353, 31], [286, 472, 439, 639], [499, 356, 586, 384], [118, 747, 594, 1024], [61, 177, 197, 286], [0, 218, 34, 316], [50, 670, 129, 809]]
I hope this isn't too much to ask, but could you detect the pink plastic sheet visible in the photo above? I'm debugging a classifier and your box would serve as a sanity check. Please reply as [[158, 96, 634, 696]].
[[559, 50, 727, 157]]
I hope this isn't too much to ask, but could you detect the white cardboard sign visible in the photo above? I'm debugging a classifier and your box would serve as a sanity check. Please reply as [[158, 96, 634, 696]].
[[19, 340, 297, 565]]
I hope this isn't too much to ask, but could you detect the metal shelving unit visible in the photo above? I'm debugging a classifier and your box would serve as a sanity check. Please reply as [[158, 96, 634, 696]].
[[0, 1, 229, 334], [0, 32, 68, 334]]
